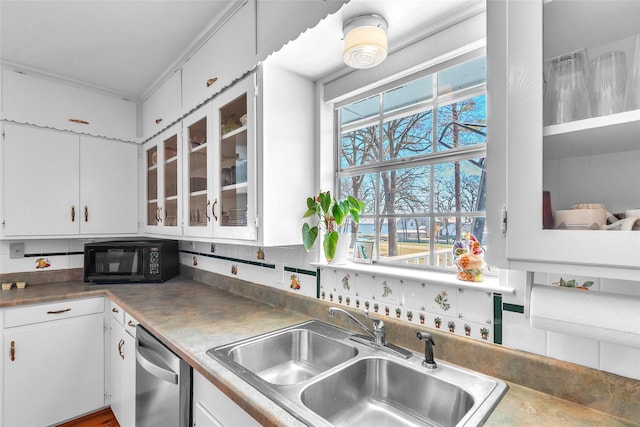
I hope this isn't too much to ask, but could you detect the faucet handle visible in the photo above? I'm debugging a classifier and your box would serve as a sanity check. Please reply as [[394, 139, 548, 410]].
[[416, 331, 437, 369], [362, 309, 385, 331]]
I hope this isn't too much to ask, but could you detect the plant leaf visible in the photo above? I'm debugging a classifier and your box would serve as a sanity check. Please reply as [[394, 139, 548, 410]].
[[319, 191, 331, 213], [582, 281, 594, 288], [302, 207, 317, 218], [323, 231, 339, 261], [302, 223, 318, 252], [332, 202, 345, 225]]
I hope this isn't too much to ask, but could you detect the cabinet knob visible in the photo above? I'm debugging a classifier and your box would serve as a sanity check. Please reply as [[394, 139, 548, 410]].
[[84, 206, 89, 222], [206, 200, 211, 222], [206, 77, 218, 88], [127, 320, 136, 328], [71, 205, 76, 222], [68, 118, 90, 125], [47, 308, 72, 315], [155, 118, 163, 125], [112, 307, 119, 313], [10, 340, 15, 362]]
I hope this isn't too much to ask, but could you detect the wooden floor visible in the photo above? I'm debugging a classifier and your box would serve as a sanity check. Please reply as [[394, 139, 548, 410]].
[[56, 408, 120, 427]]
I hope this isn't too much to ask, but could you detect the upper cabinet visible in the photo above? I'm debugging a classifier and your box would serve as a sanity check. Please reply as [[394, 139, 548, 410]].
[[1, 68, 137, 142], [256, 0, 347, 60], [141, 71, 182, 141], [181, 0, 257, 113], [140, 61, 314, 246], [2, 123, 138, 237], [487, 0, 640, 280]]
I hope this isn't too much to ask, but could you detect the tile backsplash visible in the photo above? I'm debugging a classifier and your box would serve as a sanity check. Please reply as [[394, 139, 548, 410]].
[[2, 238, 638, 381]]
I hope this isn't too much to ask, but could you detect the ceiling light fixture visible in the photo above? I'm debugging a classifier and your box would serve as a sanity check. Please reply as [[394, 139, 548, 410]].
[[342, 14, 388, 69]]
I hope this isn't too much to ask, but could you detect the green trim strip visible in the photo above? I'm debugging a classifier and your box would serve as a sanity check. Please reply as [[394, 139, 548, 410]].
[[503, 303, 525, 314], [493, 293, 503, 345]]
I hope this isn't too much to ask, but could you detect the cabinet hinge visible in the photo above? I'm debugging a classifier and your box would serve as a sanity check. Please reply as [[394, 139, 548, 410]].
[[501, 205, 508, 236], [103, 319, 108, 333], [104, 391, 108, 405]]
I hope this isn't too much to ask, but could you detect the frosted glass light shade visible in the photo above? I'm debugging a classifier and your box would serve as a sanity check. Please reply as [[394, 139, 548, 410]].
[[343, 14, 388, 69]]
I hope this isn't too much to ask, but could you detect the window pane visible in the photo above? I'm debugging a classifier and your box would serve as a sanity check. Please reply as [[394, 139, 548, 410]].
[[438, 56, 486, 95], [434, 160, 484, 214], [436, 95, 486, 151], [341, 95, 379, 125], [382, 110, 434, 160], [383, 74, 433, 112], [380, 166, 431, 215], [338, 173, 378, 215], [340, 125, 379, 168]]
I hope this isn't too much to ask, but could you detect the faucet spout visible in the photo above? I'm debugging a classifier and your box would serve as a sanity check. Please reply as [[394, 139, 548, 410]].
[[328, 307, 385, 345], [416, 331, 437, 369]]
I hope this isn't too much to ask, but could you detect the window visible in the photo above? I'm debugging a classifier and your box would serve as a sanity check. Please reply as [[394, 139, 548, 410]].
[[336, 55, 487, 270]]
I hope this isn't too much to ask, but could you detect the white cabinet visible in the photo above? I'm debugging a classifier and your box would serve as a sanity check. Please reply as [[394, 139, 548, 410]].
[[182, 0, 257, 113], [2, 298, 105, 427], [109, 301, 136, 427], [486, 0, 640, 280], [143, 123, 183, 236], [2, 123, 138, 237], [256, 0, 347, 61], [142, 70, 182, 140], [1, 68, 137, 142], [192, 370, 260, 427]]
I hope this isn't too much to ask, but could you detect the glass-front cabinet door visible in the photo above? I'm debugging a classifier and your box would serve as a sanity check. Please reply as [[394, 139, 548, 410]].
[[143, 124, 182, 236], [488, 0, 640, 278], [211, 74, 256, 240], [183, 105, 213, 237]]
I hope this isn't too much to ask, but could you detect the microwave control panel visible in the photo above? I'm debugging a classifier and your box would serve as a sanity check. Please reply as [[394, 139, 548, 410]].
[[149, 248, 160, 276]]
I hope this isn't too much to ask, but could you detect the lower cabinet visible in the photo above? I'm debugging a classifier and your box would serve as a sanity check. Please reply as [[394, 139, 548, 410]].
[[2, 298, 105, 427], [109, 311, 136, 427], [193, 370, 260, 427]]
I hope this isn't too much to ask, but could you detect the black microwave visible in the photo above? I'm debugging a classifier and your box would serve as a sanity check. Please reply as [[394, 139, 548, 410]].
[[84, 239, 179, 283]]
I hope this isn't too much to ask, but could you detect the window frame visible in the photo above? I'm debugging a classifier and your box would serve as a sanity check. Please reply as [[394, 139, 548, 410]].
[[333, 49, 487, 272]]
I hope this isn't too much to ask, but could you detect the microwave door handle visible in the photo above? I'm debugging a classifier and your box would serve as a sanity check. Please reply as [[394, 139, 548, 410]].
[[135, 341, 178, 384]]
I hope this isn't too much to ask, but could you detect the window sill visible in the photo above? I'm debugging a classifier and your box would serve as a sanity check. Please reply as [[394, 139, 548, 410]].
[[311, 261, 514, 295]]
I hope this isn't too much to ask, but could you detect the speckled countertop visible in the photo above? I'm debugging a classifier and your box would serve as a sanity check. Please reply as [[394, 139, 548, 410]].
[[1, 277, 637, 427]]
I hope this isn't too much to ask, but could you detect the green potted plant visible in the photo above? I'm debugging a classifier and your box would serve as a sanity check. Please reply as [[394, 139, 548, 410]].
[[302, 191, 364, 263]]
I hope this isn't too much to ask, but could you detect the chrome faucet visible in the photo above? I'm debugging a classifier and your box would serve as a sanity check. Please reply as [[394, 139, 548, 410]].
[[416, 331, 437, 369], [328, 307, 386, 346]]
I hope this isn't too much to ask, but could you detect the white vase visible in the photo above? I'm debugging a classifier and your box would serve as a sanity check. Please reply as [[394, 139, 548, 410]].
[[329, 233, 351, 265]]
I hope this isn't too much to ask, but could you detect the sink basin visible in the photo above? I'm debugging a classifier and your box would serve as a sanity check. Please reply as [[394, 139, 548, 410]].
[[208, 320, 507, 426], [209, 321, 358, 385], [301, 357, 473, 427]]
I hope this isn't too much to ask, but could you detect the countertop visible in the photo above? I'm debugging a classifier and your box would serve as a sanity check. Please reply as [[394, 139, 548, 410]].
[[1, 278, 637, 426]]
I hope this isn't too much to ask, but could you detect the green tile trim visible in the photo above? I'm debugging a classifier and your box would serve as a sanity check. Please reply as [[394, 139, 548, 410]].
[[493, 293, 503, 345], [503, 303, 525, 314], [284, 266, 317, 276], [316, 268, 321, 299]]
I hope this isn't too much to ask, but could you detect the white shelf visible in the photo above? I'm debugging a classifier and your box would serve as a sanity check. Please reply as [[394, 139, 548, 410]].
[[221, 125, 247, 140], [222, 182, 248, 193], [543, 109, 640, 159]]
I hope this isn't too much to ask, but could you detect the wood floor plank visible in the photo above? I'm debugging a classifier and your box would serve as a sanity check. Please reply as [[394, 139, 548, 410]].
[[55, 408, 120, 427]]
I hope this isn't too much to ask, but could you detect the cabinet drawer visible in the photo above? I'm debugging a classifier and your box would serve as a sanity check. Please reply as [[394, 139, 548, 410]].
[[109, 300, 125, 326], [4, 297, 104, 328]]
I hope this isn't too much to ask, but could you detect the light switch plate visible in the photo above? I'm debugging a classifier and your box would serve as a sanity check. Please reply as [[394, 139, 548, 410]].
[[275, 263, 285, 285], [9, 242, 24, 259]]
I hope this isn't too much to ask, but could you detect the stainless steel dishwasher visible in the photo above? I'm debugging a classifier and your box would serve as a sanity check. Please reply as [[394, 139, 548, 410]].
[[135, 325, 191, 427]]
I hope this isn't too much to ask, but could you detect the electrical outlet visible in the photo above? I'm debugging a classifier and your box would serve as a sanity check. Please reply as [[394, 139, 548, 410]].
[[275, 263, 285, 285], [9, 242, 24, 259]]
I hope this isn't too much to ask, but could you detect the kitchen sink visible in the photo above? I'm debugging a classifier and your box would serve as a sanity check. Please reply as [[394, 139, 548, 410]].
[[219, 327, 358, 385], [301, 357, 473, 427], [207, 320, 507, 426]]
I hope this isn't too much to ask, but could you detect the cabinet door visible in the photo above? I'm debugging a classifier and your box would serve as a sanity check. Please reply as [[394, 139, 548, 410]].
[[211, 74, 256, 241], [488, 0, 640, 278], [3, 124, 80, 236], [192, 370, 260, 427], [1, 69, 137, 142], [3, 315, 105, 426], [80, 136, 138, 234], [142, 71, 182, 140], [110, 321, 136, 427], [183, 105, 214, 237], [182, 0, 257, 112], [142, 124, 183, 236]]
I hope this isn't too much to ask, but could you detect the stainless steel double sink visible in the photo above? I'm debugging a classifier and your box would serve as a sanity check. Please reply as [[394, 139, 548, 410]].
[[207, 320, 507, 426]]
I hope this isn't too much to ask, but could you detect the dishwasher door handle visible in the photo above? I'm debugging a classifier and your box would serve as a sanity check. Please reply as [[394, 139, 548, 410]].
[[136, 341, 179, 384]]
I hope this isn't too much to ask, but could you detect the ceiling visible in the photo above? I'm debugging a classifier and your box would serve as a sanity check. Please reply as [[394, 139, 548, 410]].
[[0, 0, 485, 101]]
